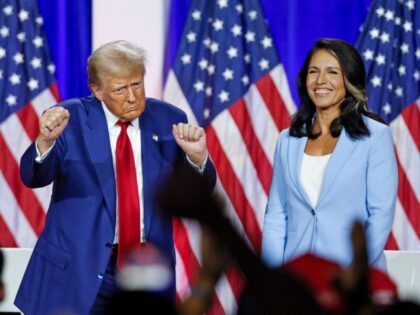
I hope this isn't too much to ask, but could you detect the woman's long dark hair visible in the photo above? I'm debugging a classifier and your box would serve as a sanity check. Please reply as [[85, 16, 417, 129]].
[[290, 38, 383, 139]]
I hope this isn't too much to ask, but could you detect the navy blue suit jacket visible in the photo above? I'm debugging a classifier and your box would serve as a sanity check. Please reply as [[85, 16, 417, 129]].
[[15, 96, 216, 315]]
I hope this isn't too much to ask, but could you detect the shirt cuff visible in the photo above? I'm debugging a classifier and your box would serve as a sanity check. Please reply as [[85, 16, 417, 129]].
[[35, 140, 55, 163], [186, 153, 208, 174]]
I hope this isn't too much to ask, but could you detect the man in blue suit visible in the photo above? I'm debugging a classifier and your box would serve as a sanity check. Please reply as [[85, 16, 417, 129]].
[[15, 40, 216, 315]]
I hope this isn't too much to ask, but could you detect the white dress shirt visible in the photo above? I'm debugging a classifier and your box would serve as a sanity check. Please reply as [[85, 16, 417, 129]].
[[101, 102, 146, 243]]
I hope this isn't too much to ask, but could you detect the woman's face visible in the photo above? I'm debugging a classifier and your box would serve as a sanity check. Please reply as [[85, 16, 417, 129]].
[[306, 49, 346, 112]]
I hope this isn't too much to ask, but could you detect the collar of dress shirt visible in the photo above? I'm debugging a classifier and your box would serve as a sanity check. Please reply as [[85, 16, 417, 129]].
[[100, 101, 140, 130]]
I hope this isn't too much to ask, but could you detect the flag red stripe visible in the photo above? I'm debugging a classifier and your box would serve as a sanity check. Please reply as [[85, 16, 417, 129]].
[[255, 74, 291, 132], [0, 134, 45, 236], [50, 83, 61, 102], [229, 99, 273, 194], [206, 295, 227, 315], [396, 157, 420, 239], [206, 125, 262, 253], [401, 101, 420, 151], [173, 219, 199, 286], [225, 264, 245, 300], [0, 215, 18, 247], [173, 219, 225, 313], [16, 104, 40, 141], [385, 232, 399, 250]]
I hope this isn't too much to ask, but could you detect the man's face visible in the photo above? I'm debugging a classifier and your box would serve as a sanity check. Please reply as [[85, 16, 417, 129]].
[[91, 70, 146, 122]]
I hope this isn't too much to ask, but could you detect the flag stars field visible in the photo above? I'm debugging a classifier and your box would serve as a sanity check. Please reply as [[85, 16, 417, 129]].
[[0, 47, 5, 58], [186, 31, 196, 43], [218, 90, 229, 102], [235, 4, 243, 14], [212, 19, 223, 31], [371, 76, 382, 87], [245, 31, 255, 42], [398, 65, 406, 76], [382, 103, 392, 115], [363, 49, 374, 60], [3, 5, 13, 15], [191, 10, 201, 20], [31, 57, 42, 69], [17, 31, 25, 41], [13, 52, 24, 64], [27, 78, 39, 91], [47, 64, 55, 74], [261, 36, 273, 48], [0, 26, 10, 37], [222, 68, 234, 80], [231, 24, 242, 36], [6, 94, 17, 106], [227, 46, 238, 58], [9, 73, 21, 85], [375, 54, 386, 65], [18, 9, 29, 22], [32, 36, 43, 47]]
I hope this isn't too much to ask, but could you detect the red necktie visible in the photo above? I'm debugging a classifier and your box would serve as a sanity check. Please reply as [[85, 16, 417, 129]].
[[116, 120, 141, 268]]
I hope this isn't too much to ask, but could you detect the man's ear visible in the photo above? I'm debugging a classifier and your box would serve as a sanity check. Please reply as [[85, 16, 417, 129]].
[[90, 84, 103, 101]]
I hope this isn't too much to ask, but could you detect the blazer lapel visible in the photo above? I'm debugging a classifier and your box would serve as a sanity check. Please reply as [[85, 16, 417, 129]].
[[139, 105, 162, 239], [317, 128, 359, 204], [287, 135, 312, 206], [81, 97, 116, 225]]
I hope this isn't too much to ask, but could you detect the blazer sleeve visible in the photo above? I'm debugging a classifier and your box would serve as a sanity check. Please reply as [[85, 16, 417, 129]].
[[365, 126, 398, 266], [20, 131, 66, 188], [261, 131, 288, 267]]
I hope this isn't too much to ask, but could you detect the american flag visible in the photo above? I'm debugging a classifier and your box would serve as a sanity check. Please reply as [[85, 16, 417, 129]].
[[163, 0, 295, 313], [0, 0, 59, 247], [355, 0, 420, 250]]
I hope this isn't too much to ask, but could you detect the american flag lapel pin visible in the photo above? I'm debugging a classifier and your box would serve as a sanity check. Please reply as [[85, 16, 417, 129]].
[[152, 134, 159, 142]]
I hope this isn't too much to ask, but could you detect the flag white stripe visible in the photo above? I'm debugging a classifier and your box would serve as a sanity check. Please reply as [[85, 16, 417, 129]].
[[0, 173, 38, 247], [392, 199, 420, 250], [182, 219, 202, 265], [30, 89, 58, 117], [214, 178, 253, 249], [211, 110, 268, 229], [270, 64, 296, 117], [0, 115, 32, 164], [174, 247, 191, 300], [214, 274, 238, 315], [0, 113, 51, 211], [390, 114, 420, 201], [243, 84, 279, 165], [163, 70, 199, 125]]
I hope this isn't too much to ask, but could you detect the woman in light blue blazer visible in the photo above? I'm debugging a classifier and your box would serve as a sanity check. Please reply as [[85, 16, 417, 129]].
[[262, 39, 397, 271]]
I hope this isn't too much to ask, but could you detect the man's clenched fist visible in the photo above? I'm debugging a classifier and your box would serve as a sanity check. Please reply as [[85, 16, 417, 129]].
[[37, 107, 70, 154]]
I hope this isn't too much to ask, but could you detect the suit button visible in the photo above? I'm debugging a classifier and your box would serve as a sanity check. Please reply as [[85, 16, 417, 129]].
[[105, 242, 112, 248], [311, 209, 315, 216], [98, 273, 104, 279]]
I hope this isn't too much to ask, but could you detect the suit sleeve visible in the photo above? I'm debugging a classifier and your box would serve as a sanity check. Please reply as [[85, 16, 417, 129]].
[[177, 109, 217, 191], [20, 134, 65, 188], [261, 131, 288, 267], [365, 126, 398, 266]]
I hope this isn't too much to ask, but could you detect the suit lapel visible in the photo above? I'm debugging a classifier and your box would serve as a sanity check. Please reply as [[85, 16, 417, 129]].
[[317, 128, 358, 204], [287, 135, 312, 206], [139, 104, 161, 239], [81, 97, 116, 225]]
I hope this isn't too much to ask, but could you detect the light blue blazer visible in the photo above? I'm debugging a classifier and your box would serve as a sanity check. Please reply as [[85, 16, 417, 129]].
[[261, 116, 397, 271]]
